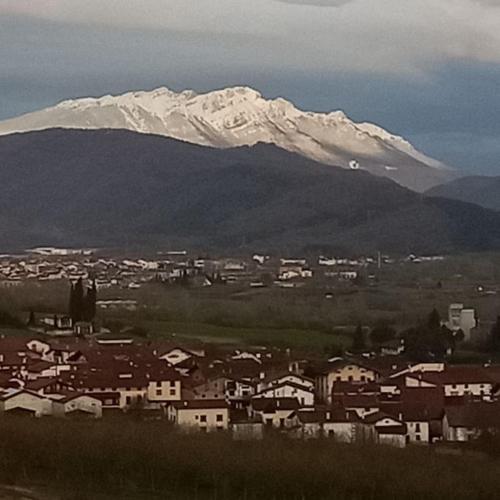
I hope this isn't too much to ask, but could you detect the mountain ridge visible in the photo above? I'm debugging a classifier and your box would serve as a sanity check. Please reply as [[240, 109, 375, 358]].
[[0, 86, 455, 192], [0, 128, 496, 254], [426, 176, 500, 211]]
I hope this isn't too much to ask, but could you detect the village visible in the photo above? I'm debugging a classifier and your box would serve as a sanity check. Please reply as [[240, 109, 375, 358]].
[[0, 321, 499, 449], [1, 248, 499, 451]]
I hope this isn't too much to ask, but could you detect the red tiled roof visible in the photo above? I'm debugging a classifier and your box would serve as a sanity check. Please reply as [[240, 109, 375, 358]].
[[445, 402, 500, 429]]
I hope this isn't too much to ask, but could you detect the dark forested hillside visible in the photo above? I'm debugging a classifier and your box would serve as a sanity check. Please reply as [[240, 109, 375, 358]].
[[1, 128, 500, 254]]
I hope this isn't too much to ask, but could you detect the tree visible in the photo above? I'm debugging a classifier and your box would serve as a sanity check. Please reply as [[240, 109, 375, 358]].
[[370, 321, 396, 345], [454, 328, 465, 345], [83, 280, 97, 322], [490, 316, 500, 351], [352, 324, 366, 352], [69, 282, 76, 323], [69, 278, 85, 323], [402, 321, 454, 362], [427, 308, 441, 331], [27, 310, 36, 327]]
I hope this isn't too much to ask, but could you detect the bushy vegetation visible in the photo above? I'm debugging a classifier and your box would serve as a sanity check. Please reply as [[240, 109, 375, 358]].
[[0, 419, 499, 499]]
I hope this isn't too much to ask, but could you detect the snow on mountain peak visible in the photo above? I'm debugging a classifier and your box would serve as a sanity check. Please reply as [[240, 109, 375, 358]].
[[0, 85, 453, 191]]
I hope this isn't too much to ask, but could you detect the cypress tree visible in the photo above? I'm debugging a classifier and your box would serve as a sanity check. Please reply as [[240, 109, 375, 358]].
[[427, 308, 441, 331], [490, 316, 500, 351], [73, 278, 84, 323], [84, 281, 97, 322], [27, 310, 35, 327], [352, 324, 366, 352], [69, 282, 77, 323]]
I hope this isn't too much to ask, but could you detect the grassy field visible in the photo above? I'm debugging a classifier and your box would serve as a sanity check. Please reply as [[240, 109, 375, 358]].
[[140, 319, 351, 352], [0, 418, 499, 499]]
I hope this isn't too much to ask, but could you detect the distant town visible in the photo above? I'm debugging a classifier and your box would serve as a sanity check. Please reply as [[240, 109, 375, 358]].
[[0, 246, 445, 290]]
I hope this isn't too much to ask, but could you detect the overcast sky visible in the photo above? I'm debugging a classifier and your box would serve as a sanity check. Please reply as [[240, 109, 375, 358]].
[[1, 0, 500, 173]]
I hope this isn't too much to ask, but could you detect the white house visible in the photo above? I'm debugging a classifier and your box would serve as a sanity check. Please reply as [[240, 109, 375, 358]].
[[315, 360, 379, 404], [445, 402, 500, 442], [52, 393, 102, 418], [444, 304, 477, 342], [167, 400, 230, 432], [146, 374, 182, 407], [258, 373, 314, 393], [0, 389, 53, 417], [363, 412, 407, 448], [249, 397, 300, 429], [253, 382, 314, 407]]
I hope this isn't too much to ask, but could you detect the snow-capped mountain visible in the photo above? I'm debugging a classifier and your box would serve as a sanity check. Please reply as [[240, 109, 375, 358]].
[[0, 86, 454, 191]]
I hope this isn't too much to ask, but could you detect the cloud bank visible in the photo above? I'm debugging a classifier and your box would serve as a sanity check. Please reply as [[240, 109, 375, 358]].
[[1, 0, 500, 75]]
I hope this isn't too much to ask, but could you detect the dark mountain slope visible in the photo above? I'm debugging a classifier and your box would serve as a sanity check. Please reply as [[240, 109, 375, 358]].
[[426, 176, 500, 211], [0, 128, 499, 254]]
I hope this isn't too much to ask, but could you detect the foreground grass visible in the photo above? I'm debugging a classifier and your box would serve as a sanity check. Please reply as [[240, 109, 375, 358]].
[[0, 419, 499, 499]]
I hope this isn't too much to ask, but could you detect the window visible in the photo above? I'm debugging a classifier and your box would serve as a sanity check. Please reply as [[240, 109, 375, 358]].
[[170, 389, 176, 396], [156, 389, 162, 396], [200, 415, 207, 423], [216, 414, 223, 422], [125, 396, 132, 405], [156, 381, 162, 388], [415, 423, 420, 432], [416, 436, 421, 441]]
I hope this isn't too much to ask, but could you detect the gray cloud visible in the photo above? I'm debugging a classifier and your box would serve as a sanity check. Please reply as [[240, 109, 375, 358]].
[[0, 0, 500, 76]]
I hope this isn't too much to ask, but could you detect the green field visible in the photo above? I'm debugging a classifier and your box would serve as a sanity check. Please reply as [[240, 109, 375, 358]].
[[140, 319, 351, 353]]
